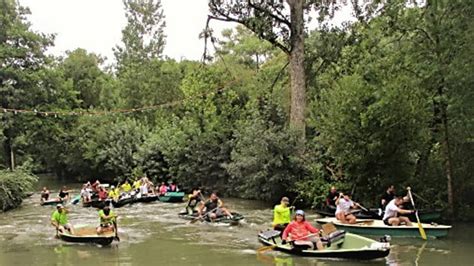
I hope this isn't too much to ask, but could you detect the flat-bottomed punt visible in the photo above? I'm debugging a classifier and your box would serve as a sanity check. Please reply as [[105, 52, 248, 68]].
[[315, 217, 451, 238], [314, 207, 442, 223], [57, 225, 116, 246], [258, 229, 390, 260], [40, 198, 63, 206], [158, 192, 185, 203]]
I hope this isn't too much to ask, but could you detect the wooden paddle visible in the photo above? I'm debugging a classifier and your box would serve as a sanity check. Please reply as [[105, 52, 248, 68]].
[[407, 187, 427, 240], [113, 217, 120, 242], [188, 207, 218, 224], [257, 232, 321, 253]]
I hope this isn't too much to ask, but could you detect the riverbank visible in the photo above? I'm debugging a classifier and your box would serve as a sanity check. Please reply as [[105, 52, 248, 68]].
[[0, 170, 37, 212]]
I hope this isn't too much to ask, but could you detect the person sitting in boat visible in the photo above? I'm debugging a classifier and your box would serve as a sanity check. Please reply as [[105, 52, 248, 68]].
[[186, 188, 203, 215], [98, 186, 108, 201], [97, 206, 116, 234], [80, 184, 92, 203], [272, 196, 293, 233], [198, 192, 233, 220], [91, 180, 101, 193], [51, 204, 74, 234], [325, 186, 339, 210], [335, 192, 359, 224], [108, 186, 119, 201], [41, 187, 50, 202], [121, 180, 132, 193], [158, 182, 168, 196], [58, 186, 71, 201], [169, 181, 178, 192], [132, 178, 141, 191], [382, 196, 414, 226], [380, 185, 396, 209], [281, 210, 323, 250], [140, 181, 150, 196]]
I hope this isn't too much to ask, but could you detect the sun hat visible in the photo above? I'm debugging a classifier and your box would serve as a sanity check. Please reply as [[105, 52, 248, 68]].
[[56, 204, 64, 209], [295, 210, 305, 216]]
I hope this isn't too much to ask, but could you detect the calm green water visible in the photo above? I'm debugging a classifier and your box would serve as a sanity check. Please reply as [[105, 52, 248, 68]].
[[0, 177, 472, 266]]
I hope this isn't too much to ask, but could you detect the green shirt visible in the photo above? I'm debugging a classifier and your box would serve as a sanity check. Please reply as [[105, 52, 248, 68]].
[[272, 203, 291, 226], [51, 210, 68, 225], [99, 210, 116, 225]]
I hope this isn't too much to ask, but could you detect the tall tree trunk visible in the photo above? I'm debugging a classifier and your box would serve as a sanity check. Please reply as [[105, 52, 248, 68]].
[[288, 0, 306, 143], [440, 93, 454, 217]]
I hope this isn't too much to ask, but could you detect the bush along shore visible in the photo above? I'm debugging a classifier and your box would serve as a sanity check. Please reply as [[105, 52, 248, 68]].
[[0, 170, 38, 212]]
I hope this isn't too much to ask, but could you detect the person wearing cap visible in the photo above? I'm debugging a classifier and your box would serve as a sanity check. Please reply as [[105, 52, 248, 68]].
[[51, 204, 74, 234], [272, 196, 293, 233], [335, 192, 358, 224], [97, 206, 117, 234], [282, 210, 323, 250]]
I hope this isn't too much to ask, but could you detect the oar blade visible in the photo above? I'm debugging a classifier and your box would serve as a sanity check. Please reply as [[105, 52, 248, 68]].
[[257, 245, 275, 253]]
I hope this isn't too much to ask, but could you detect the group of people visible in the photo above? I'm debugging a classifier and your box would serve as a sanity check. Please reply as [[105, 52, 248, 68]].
[[50, 203, 117, 235], [40, 186, 72, 203], [325, 185, 415, 226], [76, 177, 180, 203], [184, 189, 233, 221]]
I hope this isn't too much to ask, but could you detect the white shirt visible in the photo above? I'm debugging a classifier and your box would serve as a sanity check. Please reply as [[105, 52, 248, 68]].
[[140, 184, 148, 195], [335, 198, 353, 215], [80, 188, 90, 198], [383, 199, 400, 220]]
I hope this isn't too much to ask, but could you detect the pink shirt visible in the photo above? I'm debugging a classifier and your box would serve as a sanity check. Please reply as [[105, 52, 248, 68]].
[[282, 220, 320, 241], [159, 185, 168, 195]]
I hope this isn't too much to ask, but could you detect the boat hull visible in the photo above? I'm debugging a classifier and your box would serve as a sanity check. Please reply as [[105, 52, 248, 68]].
[[315, 207, 442, 223], [158, 192, 185, 203], [111, 197, 136, 208], [58, 225, 115, 246], [315, 217, 451, 238], [258, 230, 390, 260], [178, 211, 244, 225], [40, 199, 63, 206], [136, 195, 159, 203]]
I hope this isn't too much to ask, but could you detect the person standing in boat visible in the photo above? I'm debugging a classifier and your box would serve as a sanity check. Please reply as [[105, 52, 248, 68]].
[[51, 204, 74, 234], [186, 188, 203, 215], [382, 196, 414, 226], [198, 192, 233, 220], [272, 196, 293, 233], [380, 185, 396, 209], [335, 192, 358, 224], [325, 186, 339, 210], [40, 187, 50, 202], [97, 206, 116, 234], [281, 210, 323, 250]]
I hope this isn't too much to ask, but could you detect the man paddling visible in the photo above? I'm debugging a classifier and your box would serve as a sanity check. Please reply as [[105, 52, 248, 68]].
[[186, 188, 203, 215], [382, 196, 414, 226], [41, 187, 50, 202], [272, 197, 293, 233], [97, 206, 116, 234], [198, 192, 233, 221], [335, 192, 359, 224], [51, 204, 74, 235]]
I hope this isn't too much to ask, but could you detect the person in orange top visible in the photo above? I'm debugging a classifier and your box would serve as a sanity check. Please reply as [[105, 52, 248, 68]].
[[281, 210, 324, 250]]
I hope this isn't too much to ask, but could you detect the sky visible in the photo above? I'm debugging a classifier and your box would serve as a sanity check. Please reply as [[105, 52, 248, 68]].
[[19, 0, 234, 62], [19, 0, 353, 63]]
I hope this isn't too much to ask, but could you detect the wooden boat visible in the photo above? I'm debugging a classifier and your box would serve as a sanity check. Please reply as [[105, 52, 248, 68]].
[[40, 198, 63, 206], [315, 217, 451, 238], [111, 196, 136, 208], [258, 229, 390, 260], [314, 207, 442, 222], [178, 211, 244, 225], [136, 194, 159, 203], [57, 225, 115, 246], [158, 192, 185, 203]]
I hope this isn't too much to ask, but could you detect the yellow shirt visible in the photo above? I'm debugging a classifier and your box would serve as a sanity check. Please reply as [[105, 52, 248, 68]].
[[121, 183, 132, 192], [272, 204, 291, 226], [133, 180, 141, 190]]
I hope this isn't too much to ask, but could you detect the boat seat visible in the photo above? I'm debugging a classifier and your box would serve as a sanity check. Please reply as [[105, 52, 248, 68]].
[[259, 230, 281, 241], [321, 230, 345, 247]]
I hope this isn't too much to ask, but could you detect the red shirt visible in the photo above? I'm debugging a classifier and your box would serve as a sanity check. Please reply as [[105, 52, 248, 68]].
[[282, 220, 320, 241], [98, 189, 108, 200]]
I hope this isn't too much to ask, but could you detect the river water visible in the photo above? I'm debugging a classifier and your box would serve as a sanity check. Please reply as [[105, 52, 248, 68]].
[[0, 178, 472, 266]]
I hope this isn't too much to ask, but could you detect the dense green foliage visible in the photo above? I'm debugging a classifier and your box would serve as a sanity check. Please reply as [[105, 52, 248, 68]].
[[0, 0, 472, 218], [0, 170, 37, 211]]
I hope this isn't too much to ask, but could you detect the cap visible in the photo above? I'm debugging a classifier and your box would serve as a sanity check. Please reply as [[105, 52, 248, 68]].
[[281, 197, 289, 203], [56, 204, 64, 209], [295, 210, 305, 216]]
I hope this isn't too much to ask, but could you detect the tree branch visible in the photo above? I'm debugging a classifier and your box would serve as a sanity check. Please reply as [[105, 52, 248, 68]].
[[247, 0, 291, 28]]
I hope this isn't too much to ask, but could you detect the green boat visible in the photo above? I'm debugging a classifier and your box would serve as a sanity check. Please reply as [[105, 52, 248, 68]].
[[40, 198, 63, 206], [158, 192, 185, 203], [178, 211, 244, 225], [315, 217, 451, 238], [258, 229, 390, 260], [57, 225, 116, 246]]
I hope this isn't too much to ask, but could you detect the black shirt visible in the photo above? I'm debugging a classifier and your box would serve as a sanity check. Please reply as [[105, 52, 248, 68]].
[[381, 192, 394, 208], [59, 190, 69, 198], [326, 191, 339, 207], [204, 199, 219, 212]]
